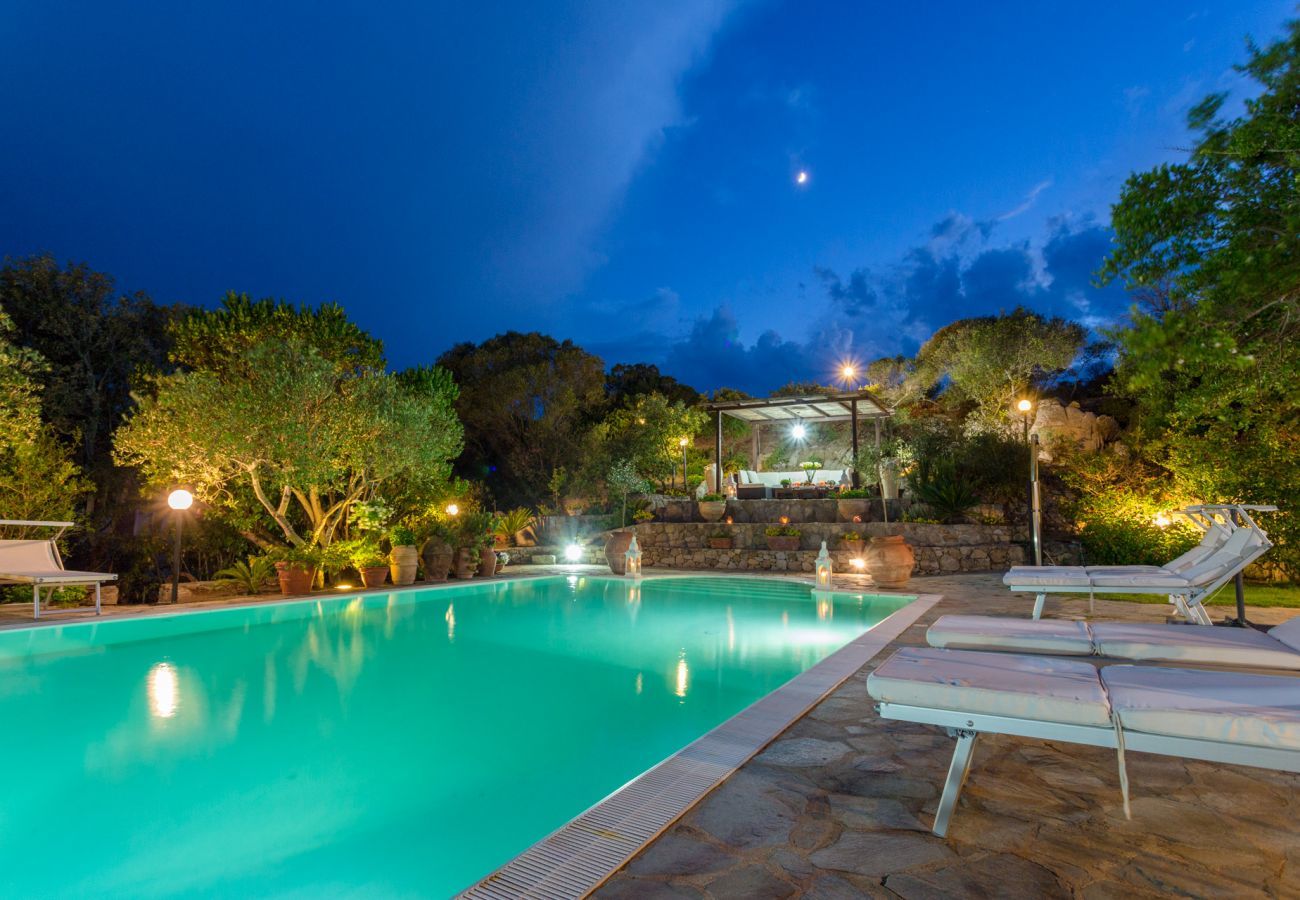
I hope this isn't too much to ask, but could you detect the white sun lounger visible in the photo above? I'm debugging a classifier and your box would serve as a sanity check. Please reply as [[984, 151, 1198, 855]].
[[867, 647, 1300, 836], [1005, 505, 1275, 624], [0, 521, 115, 619], [926, 614, 1300, 670]]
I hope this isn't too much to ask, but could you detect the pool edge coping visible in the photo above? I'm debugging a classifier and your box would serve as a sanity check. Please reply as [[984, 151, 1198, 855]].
[[459, 591, 943, 900]]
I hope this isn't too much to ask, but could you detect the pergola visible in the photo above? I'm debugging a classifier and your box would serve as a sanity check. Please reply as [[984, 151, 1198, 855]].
[[704, 389, 892, 489]]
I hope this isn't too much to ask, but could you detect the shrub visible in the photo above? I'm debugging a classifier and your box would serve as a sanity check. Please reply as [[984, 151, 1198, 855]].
[[213, 556, 277, 595], [388, 525, 417, 546], [837, 489, 871, 499], [699, 493, 725, 502], [1077, 518, 1201, 567], [841, 531, 863, 542], [910, 463, 979, 523], [764, 525, 801, 537]]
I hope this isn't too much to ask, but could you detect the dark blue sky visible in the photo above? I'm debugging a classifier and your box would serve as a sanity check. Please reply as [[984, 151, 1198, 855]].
[[1, 1, 1289, 393]]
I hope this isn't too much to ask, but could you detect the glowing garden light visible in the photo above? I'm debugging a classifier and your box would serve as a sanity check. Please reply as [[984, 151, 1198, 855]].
[[814, 540, 832, 588], [624, 534, 642, 579], [445, 503, 460, 516], [564, 544, 584, 563], [791, 423, 807, 441], [166, 488, 193, 604]]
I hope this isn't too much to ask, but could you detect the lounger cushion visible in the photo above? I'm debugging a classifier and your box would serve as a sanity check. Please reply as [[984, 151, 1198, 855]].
[[1102, 665, 1300, 750], [0, 569, 116, 584], [1002, 566, 1091, 587], [1269, 617, 1300, 653], [1091, 622, 1300, 670], [926, 615, 1093, 655], [1085, 569, 1192, 589], [867, 647, 1112, 726]]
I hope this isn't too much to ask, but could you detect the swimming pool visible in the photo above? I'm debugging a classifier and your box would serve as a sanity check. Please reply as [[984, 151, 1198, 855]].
[[0, 575, 913, 896]]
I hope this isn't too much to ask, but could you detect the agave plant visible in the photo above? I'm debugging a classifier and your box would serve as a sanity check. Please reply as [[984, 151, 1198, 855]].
[[495, 507, 537, 546], [213, 555, 277, 595], [911, 463, 979, 524]]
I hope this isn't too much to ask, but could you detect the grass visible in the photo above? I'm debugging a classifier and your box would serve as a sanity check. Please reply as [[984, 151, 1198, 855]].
[[1107, 582, 1300, 609]]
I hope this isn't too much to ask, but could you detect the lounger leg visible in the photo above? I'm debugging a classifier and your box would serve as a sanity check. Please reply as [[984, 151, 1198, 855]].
[[933, 730, 978, 837], [1188, 601, 1212, 626], [94, 583, 101, 616], [1032, 593, 1046, 620], [33, 584, 40, 619]]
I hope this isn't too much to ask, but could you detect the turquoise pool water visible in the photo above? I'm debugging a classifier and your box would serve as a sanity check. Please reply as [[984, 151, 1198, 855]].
[[0, 575, 911, 897]]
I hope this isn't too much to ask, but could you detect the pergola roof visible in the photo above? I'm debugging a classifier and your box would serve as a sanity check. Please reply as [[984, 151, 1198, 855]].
[[705, 389, 891, 423]]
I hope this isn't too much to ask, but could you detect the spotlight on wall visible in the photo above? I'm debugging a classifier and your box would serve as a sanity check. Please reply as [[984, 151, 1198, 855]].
[[564, 544, 584, 563]]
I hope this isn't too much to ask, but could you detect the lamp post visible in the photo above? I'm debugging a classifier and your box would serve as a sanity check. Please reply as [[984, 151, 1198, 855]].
[[167, 488, 194, 604], [1015, 399, 1042, 566], [679, 437, 689, 492], [1017, 398, 1033, 442]]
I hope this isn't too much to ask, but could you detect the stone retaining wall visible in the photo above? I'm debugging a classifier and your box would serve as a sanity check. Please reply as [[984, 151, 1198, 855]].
[[628, 522, 1030, 576], [651, 497, 910, 524]]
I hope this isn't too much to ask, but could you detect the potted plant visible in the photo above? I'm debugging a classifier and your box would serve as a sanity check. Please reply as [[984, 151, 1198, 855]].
[[836, 488, 872, 522], [388, 524, 419, 586], [799, 460, 822, 484], [840, 530, 866, 556], [272, 545, 321, 596], [478, 513, 501, 577], [764, 524, 801, 551], [420, 522, 454, 582], [707, 528, 733, 549], [352, 542, 390, 588], [697, 492, 727, 522], [452, 545, 478, 580], [780, 478, 792, 488]]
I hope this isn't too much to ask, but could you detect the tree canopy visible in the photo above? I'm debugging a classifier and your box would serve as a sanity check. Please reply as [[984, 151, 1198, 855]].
[[116, 302, 461, 549], [1102, 21, 1300, 576]]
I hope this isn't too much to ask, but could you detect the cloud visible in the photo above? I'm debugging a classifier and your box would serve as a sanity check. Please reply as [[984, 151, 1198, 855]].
[[995, 178, 1053, 221], [621, 212, 1135, 394]]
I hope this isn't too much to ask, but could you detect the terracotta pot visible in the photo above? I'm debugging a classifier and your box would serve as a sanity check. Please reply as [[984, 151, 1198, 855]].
[[840, 539, 866, 556], [604, 531, 634, 574], [274, 561, 315, 596], [389, 545, 419, 585], [865, 534, 915, 587], [707, 537, 733, 549], [837, 499, 869, 522], [359, 566, 388, 588], [422, 541, 453, 582], [766, 535, 800, 551], [452, 548, 477, 580], [697, 500, 727, 523], [478, 545, 498, 577]]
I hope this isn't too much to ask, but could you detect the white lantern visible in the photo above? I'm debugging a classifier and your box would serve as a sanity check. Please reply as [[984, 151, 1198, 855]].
[[625, 534, 643, 579], [814, 540, 832, 589]]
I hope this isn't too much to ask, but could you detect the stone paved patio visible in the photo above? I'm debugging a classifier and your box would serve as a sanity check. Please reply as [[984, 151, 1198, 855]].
[[597, 573, 1300, 899]]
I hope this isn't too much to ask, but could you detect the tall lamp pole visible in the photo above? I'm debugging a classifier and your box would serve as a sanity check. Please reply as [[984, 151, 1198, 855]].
[[1016, 400, 1041, 567], [167, 488, 194, 604], [679, 437, 689, 492]]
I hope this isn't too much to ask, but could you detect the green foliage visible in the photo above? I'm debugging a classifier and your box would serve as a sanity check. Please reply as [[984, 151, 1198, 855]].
[[213, 556, 277, 595], [388, 525, 416, 546], [841, 531, 863, 542], [115, 301, 462, 551], [764, 524, 801, 537], [837, 489, 871, 499], [699, 493, 724, 502], [607, 363, 700, 408], [596, 393, 708, 492], [0, 308, 89, 528], [910, 462, 979, 524], [1100, 21, 1300, 577], [455, 510, 497, 550], [494, 507, 536, 544], [912, 308, 1086, 430], [438, 332, 607, 507]]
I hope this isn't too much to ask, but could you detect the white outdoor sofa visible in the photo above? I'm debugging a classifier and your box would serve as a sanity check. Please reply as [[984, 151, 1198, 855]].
[[0, 520, 115, 619], [734, 469, 846, 499], [867, 646, 1300, 836], [1004, 505, 1276, 624], [926, 614, 1300, 670]]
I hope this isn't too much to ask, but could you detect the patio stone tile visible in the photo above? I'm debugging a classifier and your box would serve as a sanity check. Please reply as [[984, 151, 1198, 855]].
[[596, 877, 707, 900], [702, 864, 797, 900], [624, 832, 737, 878], [808, 830, 956, 877], [688, 772, 804, 850], [882, 853, 1069, 900], [756, 737, 851, 767]]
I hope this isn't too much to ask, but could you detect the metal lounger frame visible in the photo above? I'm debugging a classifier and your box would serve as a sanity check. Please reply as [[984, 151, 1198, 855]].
[[877, 701, 1300, 837]]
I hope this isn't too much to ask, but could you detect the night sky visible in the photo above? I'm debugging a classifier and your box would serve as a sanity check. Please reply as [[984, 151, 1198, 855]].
[[1, 1, 1289, 393]]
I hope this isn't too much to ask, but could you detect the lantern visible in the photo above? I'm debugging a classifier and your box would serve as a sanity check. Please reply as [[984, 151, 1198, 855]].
[[625, 534, 643, 579], [815, 540, 832, 589]]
